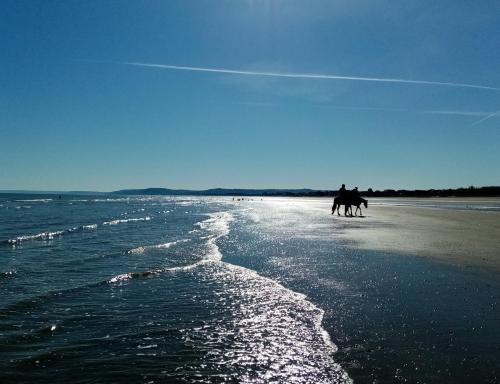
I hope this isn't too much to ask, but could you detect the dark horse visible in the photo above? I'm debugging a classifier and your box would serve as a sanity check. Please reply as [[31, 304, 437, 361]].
[[331, 196, 368, 217]]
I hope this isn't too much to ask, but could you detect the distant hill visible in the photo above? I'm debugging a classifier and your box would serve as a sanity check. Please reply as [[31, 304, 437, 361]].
[[112, 188, 315, 196]]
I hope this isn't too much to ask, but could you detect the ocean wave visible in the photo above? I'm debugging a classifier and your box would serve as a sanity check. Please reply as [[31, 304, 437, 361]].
[[108, 270, 160, 283], [108, 259, 209, 283], [193, 212, 234, 262], [103, 217, 151, 225], [6, 230, 66, 245], [127, 239, 190, 254], [4, 224, 98, 245], [107, 212, 233, 278], [91, 197, 156, 203], [15, 199, 52, 203]]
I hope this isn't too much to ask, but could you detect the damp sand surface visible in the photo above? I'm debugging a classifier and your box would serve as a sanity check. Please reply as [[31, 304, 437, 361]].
[[334, 198, 500, 272]]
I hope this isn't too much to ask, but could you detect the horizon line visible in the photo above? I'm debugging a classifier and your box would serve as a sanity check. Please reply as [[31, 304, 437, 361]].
[[2, 185, 500, 194]]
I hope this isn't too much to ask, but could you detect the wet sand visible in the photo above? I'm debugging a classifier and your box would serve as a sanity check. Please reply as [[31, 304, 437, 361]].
[[335, 200, 500, 272]]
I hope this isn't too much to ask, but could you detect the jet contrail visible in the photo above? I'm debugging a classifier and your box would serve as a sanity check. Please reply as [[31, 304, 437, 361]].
[[471, 108, 500, 126], [423, 110, 491, 117], [110, 61, 500, 91], [79, 60, 500, 124]]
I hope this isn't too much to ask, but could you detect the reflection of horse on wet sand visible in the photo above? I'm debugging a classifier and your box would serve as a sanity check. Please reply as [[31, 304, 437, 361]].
[[331, 196, 368, 217]]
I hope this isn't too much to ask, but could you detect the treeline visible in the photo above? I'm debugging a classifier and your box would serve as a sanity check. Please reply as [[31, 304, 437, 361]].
[[273, 186, 500, 198]]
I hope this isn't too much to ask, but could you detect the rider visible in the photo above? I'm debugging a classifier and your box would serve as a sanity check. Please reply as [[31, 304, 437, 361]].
[[351, 186, 360, 198], [339, 184, 347, 199]]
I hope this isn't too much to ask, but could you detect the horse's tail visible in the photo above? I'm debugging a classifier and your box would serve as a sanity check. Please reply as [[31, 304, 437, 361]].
[[331, 197, 338, 214]]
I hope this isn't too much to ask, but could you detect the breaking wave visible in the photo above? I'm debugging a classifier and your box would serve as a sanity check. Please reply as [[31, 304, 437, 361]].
[[103, 217, 151, 225], [3, 224, 97, 245], [108, 212, 233, 282], [127, 239, 191, 254]]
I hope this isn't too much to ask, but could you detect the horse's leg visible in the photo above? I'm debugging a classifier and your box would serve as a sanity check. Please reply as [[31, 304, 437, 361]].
[[345, 205, 352, 217]]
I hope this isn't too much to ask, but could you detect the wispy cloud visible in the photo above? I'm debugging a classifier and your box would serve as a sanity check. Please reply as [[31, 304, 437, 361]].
[[89, 60, 500, 92], [423, 110, 492, 117], [231, 102, 500, 120], [470, 108, 500, 126], [329, 106, 498, 118]]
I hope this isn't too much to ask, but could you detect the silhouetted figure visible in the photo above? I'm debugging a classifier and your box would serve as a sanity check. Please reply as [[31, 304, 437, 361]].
[[351, 187, 359, 199], [332, 184, 351, 216], [338, 184, 347, 199], [332, 185, 368, 217]]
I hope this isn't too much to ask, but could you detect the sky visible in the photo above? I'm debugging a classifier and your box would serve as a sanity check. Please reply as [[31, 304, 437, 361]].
[[1, 0, 500, 191]]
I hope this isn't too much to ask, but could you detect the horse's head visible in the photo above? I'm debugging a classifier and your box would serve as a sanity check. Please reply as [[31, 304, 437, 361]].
[[363, 200, 368, 208]]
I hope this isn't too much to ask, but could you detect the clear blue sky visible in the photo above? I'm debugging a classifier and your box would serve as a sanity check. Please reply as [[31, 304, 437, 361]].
[[1, 0, 500, 191]]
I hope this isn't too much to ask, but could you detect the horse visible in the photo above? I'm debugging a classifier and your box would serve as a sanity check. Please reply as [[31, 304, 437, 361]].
[[331, 195, 368, 217], [351, 196, 368, 216], [331, 196, 352, 217]]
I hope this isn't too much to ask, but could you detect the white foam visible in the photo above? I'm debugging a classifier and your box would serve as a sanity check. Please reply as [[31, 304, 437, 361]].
[[8, 230, 65, 244], [108, 273, 132, 283], [127, 246, 146, 255], [193, 212, 234, 262], [6, 223, 98, 245], [156, 239, 190, 248], [221, 261, 339, 354], [103, 217, 151, 225], [137, 344, 158, 349], [15, 199, 52, 203], [127, 239, 191, 254]]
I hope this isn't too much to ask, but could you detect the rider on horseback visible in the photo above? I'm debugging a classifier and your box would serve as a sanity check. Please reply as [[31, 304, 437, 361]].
[[332, 185, 368, 217], [339, 184, 347, 198], [351, 186, 359, 199]]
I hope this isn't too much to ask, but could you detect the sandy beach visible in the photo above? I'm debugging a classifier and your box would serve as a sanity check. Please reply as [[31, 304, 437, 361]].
[[334, 198, 500, 272]]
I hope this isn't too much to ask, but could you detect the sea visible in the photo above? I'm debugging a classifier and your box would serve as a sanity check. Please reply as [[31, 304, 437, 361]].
[[1, 194, 499, 383]]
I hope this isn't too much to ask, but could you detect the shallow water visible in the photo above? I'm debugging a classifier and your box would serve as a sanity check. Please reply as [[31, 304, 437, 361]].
[[1, 194, 499, 383]]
